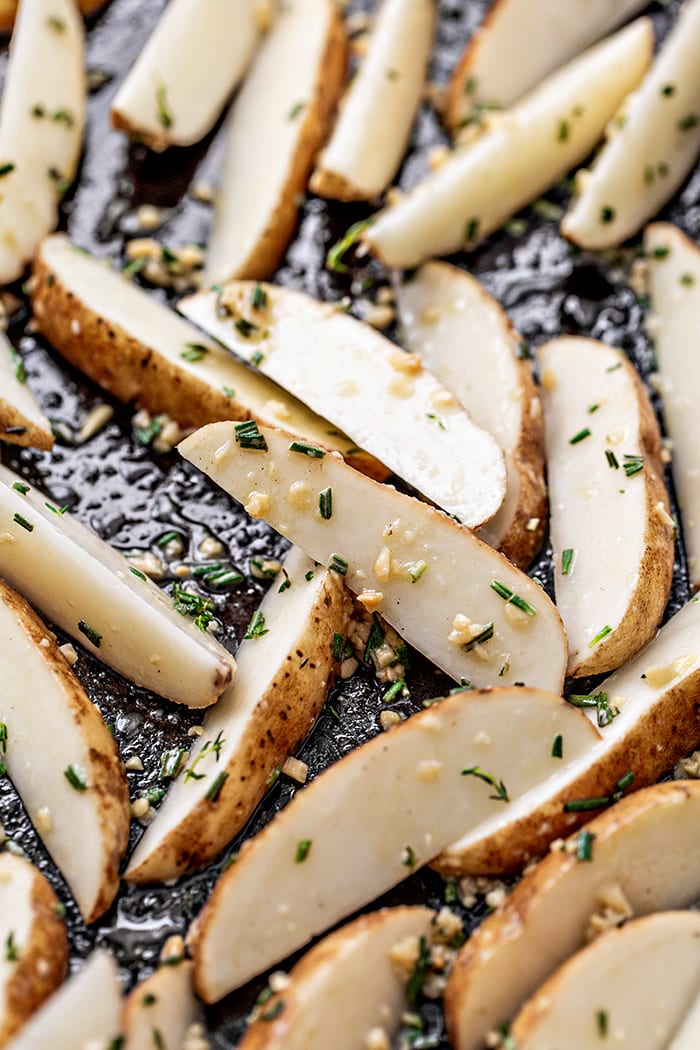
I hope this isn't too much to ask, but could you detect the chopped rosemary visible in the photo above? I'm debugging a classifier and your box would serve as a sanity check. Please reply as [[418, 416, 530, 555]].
[[159, 747, 186, 779], [0, 723, 6, 754], [600, 206, 615, 224], [205, 771, 228, 802], [260, 1000, 285, 1021], [464, 622, 494, 651], [461, 766, 509, 802], [287, 100, 306, 121], [234, 419, 268, 451], [332, 632, 344, 660], [650, 245, 670, 259], [295, 839, 312, 863], [402, 845, 417, 868], [326, 219, 373, 273], [0, 162, 15, 178], [319, 487, 332, 520], [244, 610, 269, 640], [490, 580, 537, 617], [680, 272, 695, 286], [605, 449, 619, 469], [383, 680, 406, 704], [9, 347, 25, 383], [561, 548, 574, 575], [78, 620, 102, 647], [234, 317, 258, 339], [278, 572, 291, 593], [181, 343, 209, 362], [623, 454, 644, 477], [129, 567, 147, 581], [464, 216, 480, 243], [5, 933, 19, 962], [328, 553, 348, 576], [265, 765, 281, 787], [46, 14, 66, 31], [183, 731, 225, 782], [156, 530, 182, 548], [52, 108, 75, 127], [616, 770, 634, 792], [251, 283, 267, 310], [557, 120, 569, 142], [250, 350, 264, 366], [222, 386, 236, 398], [155, 81, 172, 129], [288, 440, 326, 459], [678, 113, 699, 131], [12, 482, 29, 494], [13, 513, 33, 532], [597, 1010, 608, 1038], [364, 615, 385, 662], [410, 560, 428, 582], [172, 583, 214, 631], [406, 936, 431, 1004], [568, 691, 619, 728], [551, 734, 563, 759], [576, 829, 595, 861], [64, 765, 87, 791], [589, 625, 612, 648], [569, 427, 591, 445], [564, 795, 611, 813]]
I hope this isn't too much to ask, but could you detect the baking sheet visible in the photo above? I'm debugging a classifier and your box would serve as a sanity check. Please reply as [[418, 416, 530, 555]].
[[0, 0, 694, 1046]]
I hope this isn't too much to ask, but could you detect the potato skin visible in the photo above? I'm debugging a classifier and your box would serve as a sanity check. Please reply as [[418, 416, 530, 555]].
[[0, 401, 53, 451], [0, 855, 68, 1048], [442, 0, 503, 132], [126, 570, 348, 882]]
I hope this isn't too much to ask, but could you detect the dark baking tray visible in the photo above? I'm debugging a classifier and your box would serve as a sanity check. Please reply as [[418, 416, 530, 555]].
[[0, 0, 695, 1046]]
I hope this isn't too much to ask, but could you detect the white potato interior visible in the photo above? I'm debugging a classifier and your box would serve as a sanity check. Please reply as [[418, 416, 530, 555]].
[[180, 285, 505, 529], [0, 855, 36, 1007], [0, 331, 52, 438], [670, 987, 700, 1050], [123, 959, 199, 1050]]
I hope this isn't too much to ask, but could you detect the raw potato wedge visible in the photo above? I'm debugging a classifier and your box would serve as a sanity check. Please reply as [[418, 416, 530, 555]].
[[363, 19, 652, 269], [0, 581, 129, 923], [562, 0, 700, 250], [396, 261, 545, 567], [512, 911, 700, 1050], [204, 0, 347, 283], [9, 951, 121, 1050], [538, 336, 673, 677], [187, 688, 599, 1001], [0, 333, 53, 451], [122, 957, 200, 1050], [0, 0, 105, 32], [125, 547, 348, 883], [0, 0, 85, 285], [434, 592, 700, 876], [180, 284, 506, 528], [670, 989, 700, 1050], [0, 854, 67, 1047], [444, 0, 648, 133], [31, 235, 384, 481], [111, 0, 262, 151], [444, 781, 700, 1050], [0, 464, 235, 708], [238, 907, 435, 1050], [645, 223, 700, 590], [180, 420, 566, 692], [309, 0, 435, 201]]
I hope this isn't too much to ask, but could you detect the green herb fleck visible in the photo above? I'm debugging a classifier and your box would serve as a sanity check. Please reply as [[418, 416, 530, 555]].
[[156, 81, 172, 129], [679, 113, 699, 131], [589, 625, 612, 648], [0, 162, 15, 178], [64, 764, 87, 791], [561, 548, 574, 575], [406, 936, 431, 1003], [205, 771, 228, 802], [319, 486, 332, 520], [181, 343, 209, 362], [464, 217, 480, 243], [569, 427, 591, 445], [244, 610, 269, 640], [234, 419, 268, 451], [288, 440, 326, 459], [576, 829, 595, 861], [600, 206, 615, 224], [5, 933, 18, 962], [261, 1000, 285, 1022], [551, 734, 563, 759], [77, 620, 102, 647], [329, 553, 348, 576], [461, 766, 509, 802], [326, 219, 373, 273], [287, 100, 305, 121], [680, 272, 695, 286], [383, 680, 406, 704], [605, 449, 619, 469], [13, 512, 33, 532], [490, 580, 537, 617], [295, 839, 312, 863], [623, 454, 644, 477]]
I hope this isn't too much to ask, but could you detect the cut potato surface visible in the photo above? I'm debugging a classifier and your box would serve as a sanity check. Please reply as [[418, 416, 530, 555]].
[[512, 911, 700, 1050], [309, 0, 434, 201], [204, 0, 346, 282], [187, 687, 599, 1001], [111, 0, 261, 150], [435, 592, 700, 874], [444, 781, 700, 1050], [125, 547, 347, 883], [670, 988, 700, 1050], [538, 336, 673, 676], [0, 464, 235, 708], [31, 235, 383, 481], [444, 0, 648, 132], [122, 957, 199, 1050], [645, 223, 700, 590], [363, 19, 652, 269], [8, 950, 121, 1050], [562, 0, 700, 249], [0, 333, 53, 451], [239, 907, 435, 1050], [396, 261, 545, 567], [180, 284, 505, 528], [0, 853, 67, 1048], [0, 581, 129, 923], [0, 0, 105, 32], [0, 0, 85, 284], [180, 420, 566, 691]]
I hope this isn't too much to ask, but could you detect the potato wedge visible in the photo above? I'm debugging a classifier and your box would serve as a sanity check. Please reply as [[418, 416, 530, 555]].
[[9, 950, 121, 1050], [0, 0, 105, 33], [396, 261, 546, 567], [444, 781, 700, 1050], [363, 19, 652, 269], [111, 0, 262, 151], [180, 420, 566, 691], [0, 0, 85, 285], [670, 989, 700, 1050], [309, 0, 435, 201], [0, 464, 235, 708], [180, 283, 505, 527], [204, 0, 347, 283], [434, 592, 700, 876], [0, 333, 53, 451], [187, 687, 599, 1001], [562, 0, 700, 249], [444, 0, 648, 133], [645, 223, 700, 590], [238, 907, 435, 1050], [538, 336, 673, 676], [125, 547, 347, 883], [0, 853, 67, 1048], [122, 957, 200, 1050], [31, 234, 384, 481], [512, 911, 700, 1050], [0, 580, 129, 923]]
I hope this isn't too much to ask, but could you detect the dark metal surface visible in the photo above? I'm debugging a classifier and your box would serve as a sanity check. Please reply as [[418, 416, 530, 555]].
[[0, 0, 694, 1046]]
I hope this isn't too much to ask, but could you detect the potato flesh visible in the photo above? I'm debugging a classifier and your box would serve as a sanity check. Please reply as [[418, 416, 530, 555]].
[[204, 0, 340, 283], [180, 421, 566, 691], [562, 0, 700, 249], [240, 908, 435, 1050], [363, 19, 652, 269], [10, 951, 121, 1050], [0, 464, 234, 707], [396, 261, 540, 555], [445, 782, 700, 1050], [188, 688, 598, 1000], [180, 286, 506, 529], [122, 960, 199, 1050], [0, 0, 84, 283], [310, 0, 434, 200], [125, 548, 344, 882], [645, 224, 700, 590], [0, 857, 35, 1003], [445, 0, 648, 130], [0, 331, 53, 447], [512, 912, 700, 1050], [670, 988, 700, 1050], [111, 0, 260, 149]]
